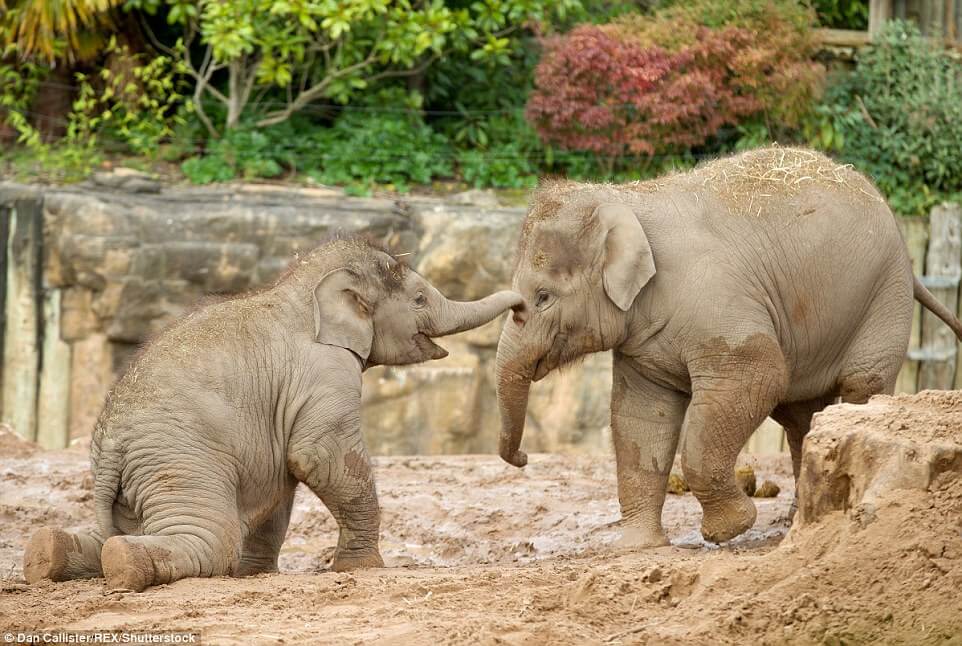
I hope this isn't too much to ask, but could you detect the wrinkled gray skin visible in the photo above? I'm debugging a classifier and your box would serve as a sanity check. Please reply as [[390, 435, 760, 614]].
[[24, 238, 523, 591], [496, 148, 962, 546]]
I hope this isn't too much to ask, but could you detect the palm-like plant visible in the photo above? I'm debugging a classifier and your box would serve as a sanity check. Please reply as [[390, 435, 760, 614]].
[[1, 0, 124, 62]]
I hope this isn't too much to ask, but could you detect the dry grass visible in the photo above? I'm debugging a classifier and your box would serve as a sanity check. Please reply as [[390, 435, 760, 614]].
[[693, 146, 883, 216]]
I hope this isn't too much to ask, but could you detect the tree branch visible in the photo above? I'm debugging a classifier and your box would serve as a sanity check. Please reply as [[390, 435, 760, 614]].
[[254, 50, 379, 127]]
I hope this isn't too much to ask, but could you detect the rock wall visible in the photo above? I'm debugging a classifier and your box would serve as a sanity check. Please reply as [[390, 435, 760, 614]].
[[0, 181, 613, 454]]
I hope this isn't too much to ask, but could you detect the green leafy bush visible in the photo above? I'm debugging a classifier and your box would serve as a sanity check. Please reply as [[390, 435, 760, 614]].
[[816, 20, 962, 214], [180, 118, 308, 184], [180, 155, 236, 184], [182, 102, 454, 192], [449, 113, 539, 189], [0, 47, 46, 129], [808, 0, 868, 29], [309, 111, 454, 193]]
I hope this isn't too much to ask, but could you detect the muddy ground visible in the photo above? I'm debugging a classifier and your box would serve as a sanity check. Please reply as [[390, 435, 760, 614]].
[[1, 406, 960, 645]]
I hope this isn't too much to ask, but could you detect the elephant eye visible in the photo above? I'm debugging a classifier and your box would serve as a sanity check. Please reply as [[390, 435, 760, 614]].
[[414, 291, 427, 308], [535, 290, 551, 309]]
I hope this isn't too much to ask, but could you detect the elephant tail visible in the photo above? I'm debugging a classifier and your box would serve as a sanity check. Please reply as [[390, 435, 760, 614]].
[[914, 275, 962, 342], [92, 433, 123, 538]]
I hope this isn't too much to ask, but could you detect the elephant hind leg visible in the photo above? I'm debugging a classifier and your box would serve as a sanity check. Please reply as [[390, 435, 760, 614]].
[[237, 488, 295, 576], [23, 528, 105, 583], [771, 395, 836, 482], [837, 273, 911, 404], [102, 488, 243, 592]]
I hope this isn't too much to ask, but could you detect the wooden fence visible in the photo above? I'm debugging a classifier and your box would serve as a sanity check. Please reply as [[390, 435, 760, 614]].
[[815, 0, 962, 51]]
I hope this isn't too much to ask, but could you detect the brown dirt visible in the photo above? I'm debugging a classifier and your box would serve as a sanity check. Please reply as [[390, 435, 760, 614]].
[[2, 391, 961, 644]]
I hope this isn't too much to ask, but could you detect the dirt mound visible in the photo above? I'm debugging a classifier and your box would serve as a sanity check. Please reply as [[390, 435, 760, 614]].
[[673, 390, 962, 644], [0, 424, 38, 458], [0, 391, 959, 644]]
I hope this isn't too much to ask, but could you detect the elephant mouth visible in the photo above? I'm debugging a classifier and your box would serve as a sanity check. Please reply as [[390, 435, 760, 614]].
[[533, 356, 550, 382], [532, 333, 568, 382], [414, 333, 449, 360]]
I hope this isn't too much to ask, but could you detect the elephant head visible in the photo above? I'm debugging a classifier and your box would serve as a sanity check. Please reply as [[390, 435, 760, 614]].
[[305, 239, 524, 367], [496, 187, 655, 467]]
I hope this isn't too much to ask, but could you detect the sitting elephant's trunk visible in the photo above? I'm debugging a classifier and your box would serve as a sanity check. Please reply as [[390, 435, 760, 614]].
[[495, 318, 533, 468], [424, 289, 524, 338]]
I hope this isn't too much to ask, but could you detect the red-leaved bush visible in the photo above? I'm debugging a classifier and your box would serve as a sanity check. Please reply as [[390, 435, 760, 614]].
[[526, 1, 823, 159]]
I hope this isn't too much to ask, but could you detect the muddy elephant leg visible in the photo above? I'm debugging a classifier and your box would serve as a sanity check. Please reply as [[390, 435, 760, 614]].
[[23, 528, 105, 583], [288, 409, 383, 572], [771, 396, 835, 481], [681, 335, 788, 543], [100, 481, 243, 592], [610, 354, 689, 547], [237, 486, 296, 576]]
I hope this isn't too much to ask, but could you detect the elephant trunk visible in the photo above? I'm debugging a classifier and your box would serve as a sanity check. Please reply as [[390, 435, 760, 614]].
[[495, 318, 533, 468], [424, 289, 524, 338]]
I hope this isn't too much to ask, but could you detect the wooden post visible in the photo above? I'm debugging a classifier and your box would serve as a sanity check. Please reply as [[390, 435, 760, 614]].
[[745, 418, 787, 455], [2, 199, 43, 441], [915, 203, 961, 391], [870, 0, 894, 37], [896, 216, 929, 393], [36, 289, 72, 449]]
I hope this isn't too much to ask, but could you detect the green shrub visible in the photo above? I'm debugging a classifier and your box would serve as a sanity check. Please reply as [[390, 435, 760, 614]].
[[808, 0, 868, 29], [181, 99, 454, 191], [180, 117, 310, 183], [307, 111, 454, 193], [0, 47, 46, 129], [816, 20, 962, 215], [446, 113, 539, 189], [180, 155, 236, 184]]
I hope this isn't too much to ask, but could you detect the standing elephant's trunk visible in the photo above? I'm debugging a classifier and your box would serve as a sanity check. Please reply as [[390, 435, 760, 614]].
[[495, 318, 534, 467], [424, 289, 524, 337]]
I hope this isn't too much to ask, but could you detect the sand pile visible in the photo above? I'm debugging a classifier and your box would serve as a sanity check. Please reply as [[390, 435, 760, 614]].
[[654, 390, 962, 644]]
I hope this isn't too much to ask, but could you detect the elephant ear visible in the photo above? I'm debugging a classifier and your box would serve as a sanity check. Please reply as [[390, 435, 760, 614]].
[[594, 203, 656, 311], [313, 268, 374, 362]]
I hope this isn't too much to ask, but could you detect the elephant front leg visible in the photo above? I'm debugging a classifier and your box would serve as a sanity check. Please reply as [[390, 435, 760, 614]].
[[610, 356, 689, 548], [288, 409, 384, 573], [681, 335, 788, 543]]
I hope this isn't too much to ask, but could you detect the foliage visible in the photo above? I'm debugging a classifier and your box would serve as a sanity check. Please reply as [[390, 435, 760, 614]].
[[130, 0, 582, 134], [813, 20, 962, 215], [307, 109, 454, 192], [74, 39, 189, 155], [4, 39, 187, 180], [526, 0, 823, 163], [807, 0, 868, 29], [4, 84, 103, 181], [0, 46, 47, 125], [0, 0, 125, 62], [454, 113, 540, 189], [182, 92, 454, 193]]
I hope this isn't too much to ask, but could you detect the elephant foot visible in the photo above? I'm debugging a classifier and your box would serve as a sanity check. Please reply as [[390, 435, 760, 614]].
[[614, 524, 670, 549], [101, 537, 155, 592], [331, 549, 384, 572], [700, 494, 757, 544], [23, 528, 72, 583]]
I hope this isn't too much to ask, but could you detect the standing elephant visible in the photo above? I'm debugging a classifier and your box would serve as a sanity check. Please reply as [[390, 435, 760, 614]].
[[496, 147, 962, 546], [24, 238, 522, 591]]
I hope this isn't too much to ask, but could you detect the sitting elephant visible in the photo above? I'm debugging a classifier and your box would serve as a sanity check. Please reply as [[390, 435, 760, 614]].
[[24, 238, 522, 591], [495, 147, 962, 546]]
